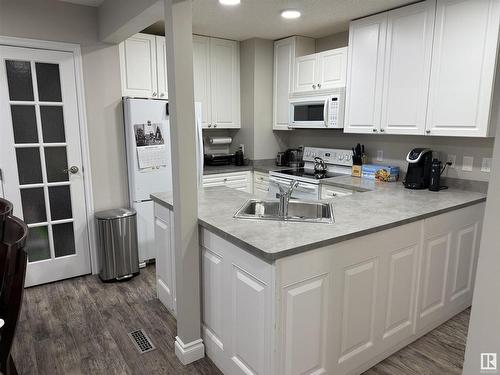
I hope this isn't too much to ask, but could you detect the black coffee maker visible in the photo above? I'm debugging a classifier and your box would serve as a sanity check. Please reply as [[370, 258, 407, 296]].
[[404, 148, 433, 189]]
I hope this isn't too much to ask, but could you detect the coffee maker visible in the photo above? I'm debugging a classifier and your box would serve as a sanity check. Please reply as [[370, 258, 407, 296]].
[[404, 148, 433, 189]]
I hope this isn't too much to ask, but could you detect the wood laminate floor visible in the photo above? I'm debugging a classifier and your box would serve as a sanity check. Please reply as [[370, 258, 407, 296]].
[[12, 266, 469, 375]]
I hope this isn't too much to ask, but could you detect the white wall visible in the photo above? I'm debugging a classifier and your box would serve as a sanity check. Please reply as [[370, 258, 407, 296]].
[[463, 113, 500, 373], [315, 31, 349, 52], [0, 0, 128, 211]]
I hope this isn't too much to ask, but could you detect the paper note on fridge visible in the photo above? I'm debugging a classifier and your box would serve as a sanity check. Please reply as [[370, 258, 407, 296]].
[[137, 145, 167, 169]]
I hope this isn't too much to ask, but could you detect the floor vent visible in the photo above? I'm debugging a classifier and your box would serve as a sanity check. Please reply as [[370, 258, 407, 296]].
[[128, 329, 156, 354]]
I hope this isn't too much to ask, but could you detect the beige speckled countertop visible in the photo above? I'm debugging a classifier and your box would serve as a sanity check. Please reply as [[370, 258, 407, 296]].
[[151, 176, 486, 262]]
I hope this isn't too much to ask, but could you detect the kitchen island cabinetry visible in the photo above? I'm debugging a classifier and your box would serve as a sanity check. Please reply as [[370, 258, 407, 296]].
[[202, 202, 484, 375], [202, 171, 252, 193]]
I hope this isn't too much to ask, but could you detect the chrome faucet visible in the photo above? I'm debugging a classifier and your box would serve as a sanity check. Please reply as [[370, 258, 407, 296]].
[[278, 180, 299, 218]]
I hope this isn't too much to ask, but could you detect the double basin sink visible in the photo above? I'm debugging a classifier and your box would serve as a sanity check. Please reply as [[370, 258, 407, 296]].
[[234, 199, 335, 224]]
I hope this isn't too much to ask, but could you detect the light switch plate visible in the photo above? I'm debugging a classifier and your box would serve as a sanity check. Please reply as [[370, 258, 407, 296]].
[[481, 157, 492, 173], [376, 150, 383, 161], [462, 156, 474, 172], [447, 154, 456, 168]]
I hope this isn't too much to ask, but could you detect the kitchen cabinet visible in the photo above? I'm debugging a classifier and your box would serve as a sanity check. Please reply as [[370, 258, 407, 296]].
[[345, 0, 500, 137], [293, 48, 348, 94], [425, 0, 500, 137], [273, 37, 315, 130], [154, 202, 176, 315], [344, 12, 388, 134], [253, 171, 270, 198], [202, 171, 252, 193], [193, 35, 241, 129], [119, 33, 168, 99]]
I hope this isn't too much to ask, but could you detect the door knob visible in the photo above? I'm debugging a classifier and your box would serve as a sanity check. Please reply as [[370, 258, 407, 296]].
[[64, 166, 79, 174]]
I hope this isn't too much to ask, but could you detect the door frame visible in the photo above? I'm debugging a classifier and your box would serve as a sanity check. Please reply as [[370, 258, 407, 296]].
[[0, 36, 99, 275]]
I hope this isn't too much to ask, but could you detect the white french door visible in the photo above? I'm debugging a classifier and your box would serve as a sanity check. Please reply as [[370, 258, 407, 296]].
[[0, 45, 91, 286]]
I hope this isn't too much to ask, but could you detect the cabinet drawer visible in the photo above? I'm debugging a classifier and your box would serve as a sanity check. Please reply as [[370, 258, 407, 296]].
[[203, 171, 252, 192], [253, 171, 270, 184], [320, 185, 354, 199], [154, 202, 171, 222]]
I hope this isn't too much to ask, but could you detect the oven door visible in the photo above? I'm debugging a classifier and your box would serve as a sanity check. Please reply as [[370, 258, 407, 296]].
[[289, 97, 329, 129], [268, 176, 319, 201]]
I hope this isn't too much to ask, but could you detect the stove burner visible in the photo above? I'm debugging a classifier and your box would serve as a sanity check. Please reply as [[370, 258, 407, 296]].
[[276, 168, 344, 179]]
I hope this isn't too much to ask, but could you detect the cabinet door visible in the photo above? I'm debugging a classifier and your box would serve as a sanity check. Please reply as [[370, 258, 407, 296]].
[[344, 13, 388, 134], [210, 38, 241, 129], [380, 1, 435, 135], [193, 35, 212, 128], [293, 54, 318, 93], [317, 47, 348, 90], [426, 0, 500, 137], [273, 38, 294, 130], [155, 36, 168, 99], [154, 204, 175, 314], [119, 33, 158, 98]]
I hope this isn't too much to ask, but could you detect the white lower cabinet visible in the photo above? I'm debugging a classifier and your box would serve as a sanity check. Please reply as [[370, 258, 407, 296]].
[[253, 171, 270, 198], [320, 184, 354, 200], [202, 171, 253, 193], [154, 203, 176, 315]]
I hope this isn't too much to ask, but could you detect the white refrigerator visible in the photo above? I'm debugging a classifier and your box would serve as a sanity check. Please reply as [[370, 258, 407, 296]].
[[123, 98, 203, 264]]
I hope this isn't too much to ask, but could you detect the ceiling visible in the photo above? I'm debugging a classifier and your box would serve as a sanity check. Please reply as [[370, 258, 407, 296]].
[[59, 0, 417, 41]]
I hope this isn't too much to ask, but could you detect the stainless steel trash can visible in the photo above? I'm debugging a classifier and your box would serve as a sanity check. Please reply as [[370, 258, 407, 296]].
[[96, 208, 139, 281]]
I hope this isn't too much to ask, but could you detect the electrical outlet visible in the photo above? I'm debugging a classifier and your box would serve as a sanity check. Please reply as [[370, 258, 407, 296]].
[[376, 150, 383, 161], [462, 156, 474, 172], [481, 157, 492, 173], [239, 144, 245, 154], [447, 154, 456, 168]]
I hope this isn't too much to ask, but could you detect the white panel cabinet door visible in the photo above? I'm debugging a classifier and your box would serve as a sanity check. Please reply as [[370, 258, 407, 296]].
[[426, 0, 500, 137], [155, 36, 168, 99], [294, 54, 318, 93], [380, 1, 435, 135], [317, 47, 348, 90], [210, 38, 241, 129], [273, 38, 294, 130], [193, 35, 212, 129], [344, 13, 388, 134], [119, 33, 158, 98]]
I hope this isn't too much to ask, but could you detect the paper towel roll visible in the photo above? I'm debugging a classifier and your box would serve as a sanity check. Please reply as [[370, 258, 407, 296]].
[[209, 137, 232, 145]]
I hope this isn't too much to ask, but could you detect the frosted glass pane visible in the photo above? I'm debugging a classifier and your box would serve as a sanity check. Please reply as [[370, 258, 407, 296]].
[[53, 222, 75, 257], [35, 63, 62, 102], [11, 105, 38, 143], [16, 148, 42, 185], [26, 226, 50, 262], [5, 60, 34, 101], [20, 188, 47, 224], [49, 185, 72, 221], [40, 106, 65, 143]]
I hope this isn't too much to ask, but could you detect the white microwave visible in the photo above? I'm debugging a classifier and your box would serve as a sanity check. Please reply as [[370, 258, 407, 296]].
[[289, 90, 345, 129]]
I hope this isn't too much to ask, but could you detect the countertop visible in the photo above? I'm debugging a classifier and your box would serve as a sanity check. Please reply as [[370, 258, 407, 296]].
[[151, 176, 486, 262]]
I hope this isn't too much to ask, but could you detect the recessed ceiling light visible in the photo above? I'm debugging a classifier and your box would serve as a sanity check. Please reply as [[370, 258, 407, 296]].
[[281, 9, 301, 19], [219, 0, 240, 5]]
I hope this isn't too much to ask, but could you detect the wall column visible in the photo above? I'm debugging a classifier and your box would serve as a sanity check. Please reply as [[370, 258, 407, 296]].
[[163, 0, 204, 365]]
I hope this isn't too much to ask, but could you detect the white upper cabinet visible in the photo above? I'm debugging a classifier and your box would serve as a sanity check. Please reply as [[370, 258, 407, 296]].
[[380, 0, 436, 135], [345, 0, 500, 137], [293, 47, 348, 94], [193, 35, 212, 128], [273, 36, 315, 130], [155, 36, 168, 100], [344, 13, 388, 134], [426, 0, 500, 137], [119, 33, 159, 98], [210, 38, 241, 129], [193, 35, 241, 129]]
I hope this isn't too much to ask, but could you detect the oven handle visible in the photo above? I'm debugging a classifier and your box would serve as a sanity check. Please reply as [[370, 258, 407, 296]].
[[323, 96, 329, 127]]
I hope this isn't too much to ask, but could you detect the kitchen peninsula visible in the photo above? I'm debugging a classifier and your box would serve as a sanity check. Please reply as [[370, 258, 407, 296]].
[[151, 178, 485, 375]]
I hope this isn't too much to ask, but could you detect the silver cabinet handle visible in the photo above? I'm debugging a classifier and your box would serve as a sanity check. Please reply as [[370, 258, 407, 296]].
[[64, 166, 79, 174], [373, 128, 377, 132], [214, 124, 217, 128], [223, 178, 228, 182], [208, 124, 212, 128], [318, 83, 321, 88], [312, 84, 317, 89], [426, 130, 431, 134], [160, 93, 165, 97], [152, 92, 157, 97], [380, 128, 385, 132]]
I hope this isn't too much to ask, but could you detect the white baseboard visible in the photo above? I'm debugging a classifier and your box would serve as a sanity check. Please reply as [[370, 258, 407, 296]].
[[174, 336, 205, 365]]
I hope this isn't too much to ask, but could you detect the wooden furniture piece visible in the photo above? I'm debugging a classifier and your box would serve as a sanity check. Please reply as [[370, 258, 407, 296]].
[[0, 215, 28, 375], [0, 199, 13, 243]]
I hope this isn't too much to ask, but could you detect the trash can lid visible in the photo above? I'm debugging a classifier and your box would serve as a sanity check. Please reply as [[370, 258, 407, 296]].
[[95, 208, 136, 220]]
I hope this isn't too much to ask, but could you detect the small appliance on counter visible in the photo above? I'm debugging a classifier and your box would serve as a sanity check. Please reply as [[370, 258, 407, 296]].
[[204, 136, 234, 166], [234, 147, 245, 166], [204, 153, 234, 166], [276, 151, 287, 166], [429, 158, 452, 191], [403, 148, 433, 189], [285, 148, 304, 168]]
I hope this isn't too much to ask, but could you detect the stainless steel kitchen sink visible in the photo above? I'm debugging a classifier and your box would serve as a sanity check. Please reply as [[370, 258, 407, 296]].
[[233, 199, 334, 224]]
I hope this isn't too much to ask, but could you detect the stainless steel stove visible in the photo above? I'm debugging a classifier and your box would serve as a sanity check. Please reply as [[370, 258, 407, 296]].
[[269, 147, 353, 200]]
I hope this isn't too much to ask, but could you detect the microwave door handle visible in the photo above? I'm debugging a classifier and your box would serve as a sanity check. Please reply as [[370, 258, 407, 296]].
[[323, 97, 329, 127]]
